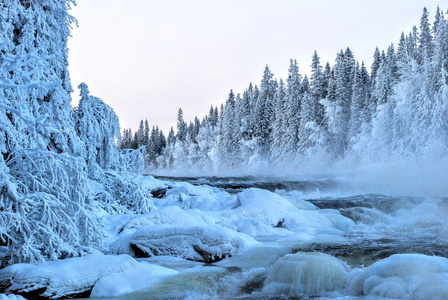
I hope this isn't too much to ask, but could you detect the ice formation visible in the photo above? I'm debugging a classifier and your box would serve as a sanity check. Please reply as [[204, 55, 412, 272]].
[[262, 252, 350, 297], [350, 254, 448, 298]]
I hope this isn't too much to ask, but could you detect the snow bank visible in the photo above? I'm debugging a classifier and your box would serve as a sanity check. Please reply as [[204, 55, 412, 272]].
[[130, 225, 257, 263], [262, 252, 350, 297], [0, 254, 138, 299], [91, 262, 177, 297], [350, 254, 448, 298]]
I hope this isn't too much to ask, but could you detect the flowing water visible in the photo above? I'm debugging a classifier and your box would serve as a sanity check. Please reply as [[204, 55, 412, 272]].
[[90, 176, 448, 299]]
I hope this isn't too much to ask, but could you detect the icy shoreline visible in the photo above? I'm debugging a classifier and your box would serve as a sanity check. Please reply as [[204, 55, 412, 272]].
[[1, 175, 448, 299]]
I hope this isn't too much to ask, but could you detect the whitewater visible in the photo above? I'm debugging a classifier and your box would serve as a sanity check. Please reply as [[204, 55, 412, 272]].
[[2, 170, 447, 300]]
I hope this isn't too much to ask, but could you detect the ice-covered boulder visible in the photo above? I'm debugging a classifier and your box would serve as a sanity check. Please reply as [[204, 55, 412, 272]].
[[232, 218, 293, 237], [121, 206, 212, 234], [0, 254, 138, 299], [107, 206, 217, 256], [91, 262, 177, 297], [350, 254, 448, 299], [234, 188, 335, 233], [262, 252, 350, 297], [130, 225, 257, 263], [0, 295, 26, 300], [134, 175, 167, 191], [164, 182, 220, 210]]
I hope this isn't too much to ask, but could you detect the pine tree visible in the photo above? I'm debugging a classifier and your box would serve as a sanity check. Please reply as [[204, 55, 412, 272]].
[[176, 108, 187, 141], [348, 64, 369, 145], [136, 120, 145, 147], [283, 59, 302, 159], [418, 7, 434, 64], [220, 90, 239, 167], [144, 119, 150, 146], [434, 10, 448, 85], [253, 65, 276, 157], [310, 51, 327, 126], [297, 92, 316, 156], [330, 48, 355, 154], [270, 79, 287, 164], [208, 106, 218, 127], [76, 83, 121, 172]]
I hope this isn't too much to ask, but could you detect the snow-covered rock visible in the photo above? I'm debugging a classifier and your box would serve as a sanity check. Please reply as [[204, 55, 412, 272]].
[[130, 225, 257, 263], [160, 181, 237, 210], [121, 206, 212, 232], [232, 217, 293, 237], [234, 188, 336, 232], [164, 182, 219, 209], [0, 254, 138, 299], [134, 175, 167, 190], [91, 262, 177, 297], [262, 252, 350, 297], [350, 254, 448, 298], [0, 295, 26, 300]]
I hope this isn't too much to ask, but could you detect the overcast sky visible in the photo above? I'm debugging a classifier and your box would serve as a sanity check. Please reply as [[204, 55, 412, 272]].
[[67, 1, 442, 134]]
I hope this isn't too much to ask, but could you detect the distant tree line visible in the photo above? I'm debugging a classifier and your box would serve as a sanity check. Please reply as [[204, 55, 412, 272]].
[[124, 7, 448, 172]]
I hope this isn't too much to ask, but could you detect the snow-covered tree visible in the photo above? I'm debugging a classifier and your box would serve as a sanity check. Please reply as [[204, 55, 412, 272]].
[[253, 66, 276, 158]]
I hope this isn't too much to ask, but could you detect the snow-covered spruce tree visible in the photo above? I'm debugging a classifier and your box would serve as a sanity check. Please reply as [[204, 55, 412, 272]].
[[238, 85, 257, 163], [253, 66, 276, 161], [347, 63, 369, 147], [296, 92, 317, 157], [220, 90, 239, 168], [325, 48, 356, 157], [75, 83, 120, 176], [75, 83, 153, 214], [270, 79, 287, 165], [310, 51, 327, 127], [283, 59, 302, 160]]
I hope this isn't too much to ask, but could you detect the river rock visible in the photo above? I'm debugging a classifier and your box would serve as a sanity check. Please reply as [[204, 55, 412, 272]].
[[130, 225, 256, 263], [0, 254, 138, 299]]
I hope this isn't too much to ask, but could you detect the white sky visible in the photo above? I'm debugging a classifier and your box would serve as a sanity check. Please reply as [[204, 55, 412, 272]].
[[67, 1, 442, 134]]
